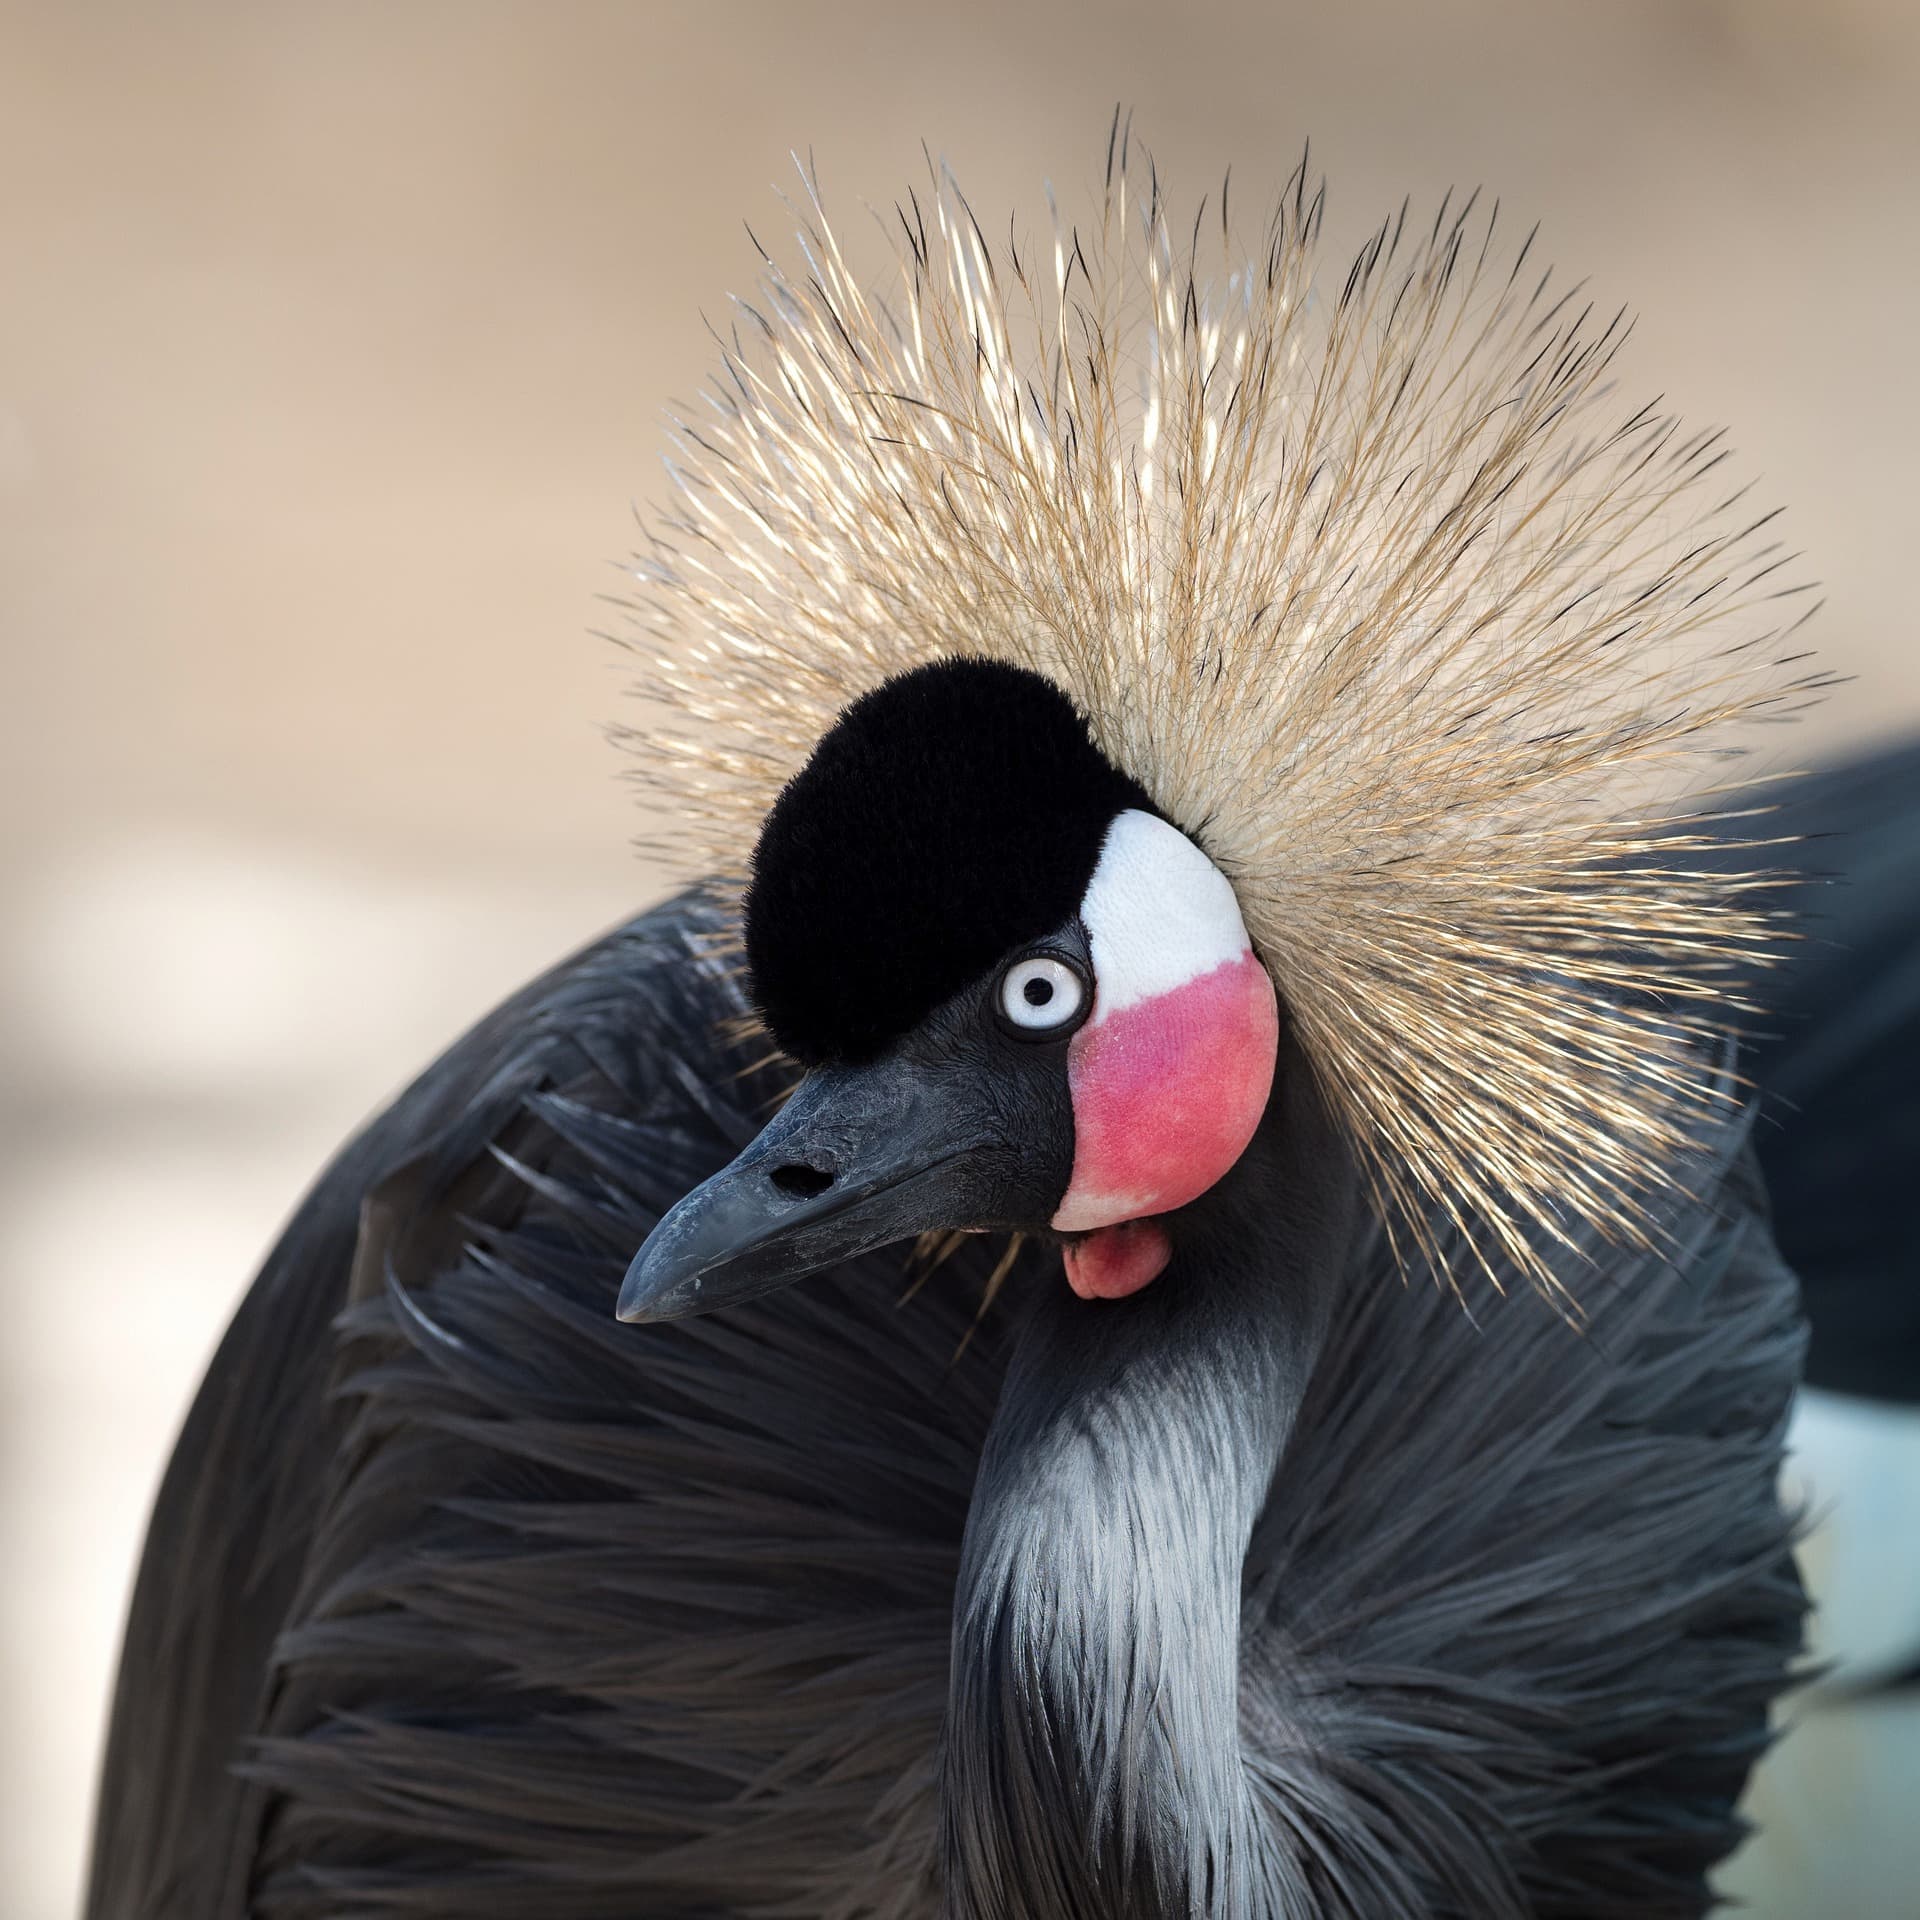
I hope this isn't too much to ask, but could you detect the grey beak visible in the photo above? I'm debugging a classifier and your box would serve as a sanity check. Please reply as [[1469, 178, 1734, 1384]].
[[616, 1053, 989, 1323]]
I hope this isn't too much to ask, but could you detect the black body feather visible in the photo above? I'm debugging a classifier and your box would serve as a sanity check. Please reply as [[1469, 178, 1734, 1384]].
[[1727, 741, 1920, 1403], [86, 741, 1920, 1918]]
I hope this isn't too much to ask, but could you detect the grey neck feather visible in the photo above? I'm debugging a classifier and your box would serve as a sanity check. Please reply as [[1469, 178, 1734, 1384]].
[[943, 1043, 1359, 1919]]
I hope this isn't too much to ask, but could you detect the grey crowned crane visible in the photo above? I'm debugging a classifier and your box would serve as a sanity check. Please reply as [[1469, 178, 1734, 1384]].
[[90, 139, 1889, 1918]]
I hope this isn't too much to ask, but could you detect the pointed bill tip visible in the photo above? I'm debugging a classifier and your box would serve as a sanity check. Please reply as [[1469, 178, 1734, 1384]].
[[614, 1201, 769, 1324], [614, 1246, 692, 1323]]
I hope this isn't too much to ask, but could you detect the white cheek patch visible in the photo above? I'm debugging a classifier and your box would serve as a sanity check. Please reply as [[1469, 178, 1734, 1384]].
[[1078, 810, 1254, 1012]]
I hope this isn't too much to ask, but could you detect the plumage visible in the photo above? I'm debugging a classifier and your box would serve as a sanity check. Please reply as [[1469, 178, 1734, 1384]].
[[90, 887, 1807, 1920], [1724, 741, 1920, 1403]]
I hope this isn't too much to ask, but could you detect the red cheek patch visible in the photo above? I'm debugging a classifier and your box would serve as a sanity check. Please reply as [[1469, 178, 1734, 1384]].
[[1052, 952, 1278, 1234]]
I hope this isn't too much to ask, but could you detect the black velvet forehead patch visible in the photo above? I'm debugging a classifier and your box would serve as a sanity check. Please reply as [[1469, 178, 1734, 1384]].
[[743, 659, 1156, 1066]]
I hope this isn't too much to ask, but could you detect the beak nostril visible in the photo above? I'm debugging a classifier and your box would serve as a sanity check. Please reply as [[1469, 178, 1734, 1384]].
[[769, 1162, 835, 1200]]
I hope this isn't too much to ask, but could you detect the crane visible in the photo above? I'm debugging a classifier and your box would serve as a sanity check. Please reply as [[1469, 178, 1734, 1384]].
[[87, 136, 1902, 1918]]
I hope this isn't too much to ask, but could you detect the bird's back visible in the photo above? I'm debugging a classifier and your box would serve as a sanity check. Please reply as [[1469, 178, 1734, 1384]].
[[1736, 740, 1920, 1402]]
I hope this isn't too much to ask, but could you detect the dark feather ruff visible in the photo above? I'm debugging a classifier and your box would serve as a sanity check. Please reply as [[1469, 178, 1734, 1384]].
[[89, 890, 1805, 1919]]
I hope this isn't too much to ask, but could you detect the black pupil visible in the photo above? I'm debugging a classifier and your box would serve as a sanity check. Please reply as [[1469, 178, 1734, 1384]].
[[1023, 976, 1054, 1007]]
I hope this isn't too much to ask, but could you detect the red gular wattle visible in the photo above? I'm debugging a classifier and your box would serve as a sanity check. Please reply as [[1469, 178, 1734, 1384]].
[[1061, 1219, 1173, 1300], [1052, 949, 1279, 1236]]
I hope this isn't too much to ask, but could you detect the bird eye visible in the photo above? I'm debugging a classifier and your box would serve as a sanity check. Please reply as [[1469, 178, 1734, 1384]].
[[998, 955, 1089, 1036]]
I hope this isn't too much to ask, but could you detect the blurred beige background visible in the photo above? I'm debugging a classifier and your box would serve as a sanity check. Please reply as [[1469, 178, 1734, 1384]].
[[2, 3, 1916, 1915]]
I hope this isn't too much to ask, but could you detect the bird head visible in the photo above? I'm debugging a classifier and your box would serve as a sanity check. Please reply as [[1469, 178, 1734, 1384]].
[[618, 657, 1281, 1321], [612, 135, 1823, 1323]]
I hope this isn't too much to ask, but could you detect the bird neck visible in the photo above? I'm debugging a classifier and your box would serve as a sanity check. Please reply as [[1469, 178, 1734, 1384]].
[[942, 1046, 1358, 1919]]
